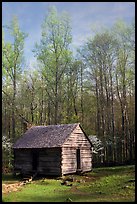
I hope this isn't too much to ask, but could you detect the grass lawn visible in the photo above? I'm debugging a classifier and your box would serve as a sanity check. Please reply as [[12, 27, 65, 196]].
[[2, 165, 135, 202]]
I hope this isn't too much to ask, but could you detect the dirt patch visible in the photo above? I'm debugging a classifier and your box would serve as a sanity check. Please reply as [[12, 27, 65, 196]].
[[70, 185, 91, 196], [2, 180, 32, 194], [2, 183, 21, 194], [82, 176, 97, 182]]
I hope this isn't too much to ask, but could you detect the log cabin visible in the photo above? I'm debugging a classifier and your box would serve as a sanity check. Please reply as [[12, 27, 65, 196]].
[[13, 123, 93, 176]]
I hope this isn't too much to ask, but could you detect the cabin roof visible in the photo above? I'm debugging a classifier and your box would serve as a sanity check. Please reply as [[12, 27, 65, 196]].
[[13, 123, 82, 149]]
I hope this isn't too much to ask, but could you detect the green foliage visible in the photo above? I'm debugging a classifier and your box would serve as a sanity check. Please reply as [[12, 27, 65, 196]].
[[2, 16, 27, 81], [33, 6, 73, 124]]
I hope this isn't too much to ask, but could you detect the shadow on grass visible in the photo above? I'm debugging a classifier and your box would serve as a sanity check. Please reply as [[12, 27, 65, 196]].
[[2, 173, 22, 182], [89, 165, 135, 176], [2, 189, 94, 202]]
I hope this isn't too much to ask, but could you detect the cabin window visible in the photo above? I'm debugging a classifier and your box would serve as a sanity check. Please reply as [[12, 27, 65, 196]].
[[76, 148, 81, 170]]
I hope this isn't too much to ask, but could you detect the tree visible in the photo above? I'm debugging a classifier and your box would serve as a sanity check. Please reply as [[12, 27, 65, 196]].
[[88, 135, 104, 166], [79, 30, 117, 163], [2, 135, 13, 173], [112, 19, 135, 163], [79, 20, 135, 165], [2, 16, 27, 143], [33, 6, 72, 124]]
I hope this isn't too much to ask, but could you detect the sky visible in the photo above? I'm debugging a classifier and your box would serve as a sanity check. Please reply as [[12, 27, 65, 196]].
[[2, 2, 135, 68]]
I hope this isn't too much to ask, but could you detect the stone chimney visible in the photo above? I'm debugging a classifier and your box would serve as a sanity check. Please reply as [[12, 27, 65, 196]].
[[23, 121, 32, 132]]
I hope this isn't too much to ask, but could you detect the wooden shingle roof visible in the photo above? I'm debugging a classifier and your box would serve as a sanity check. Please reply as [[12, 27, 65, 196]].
[[13, 123, 79, 149]]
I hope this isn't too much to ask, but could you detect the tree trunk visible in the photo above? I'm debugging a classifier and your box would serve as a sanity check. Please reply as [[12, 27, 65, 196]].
[[12, 72, 16, 143], [95, 76, 100, 137], [54, 59, 59, 125], [47, 100, 51, 125], [80, 63, 84, 124], [109, 65, 116, 163]]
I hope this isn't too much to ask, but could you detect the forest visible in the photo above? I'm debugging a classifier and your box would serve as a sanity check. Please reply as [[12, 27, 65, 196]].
[[2, 6, 135, 172]]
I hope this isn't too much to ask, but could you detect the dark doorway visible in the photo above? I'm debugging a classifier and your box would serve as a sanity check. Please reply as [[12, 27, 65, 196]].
[[32, 150, 39, 171], [76, 148, 81, 170]]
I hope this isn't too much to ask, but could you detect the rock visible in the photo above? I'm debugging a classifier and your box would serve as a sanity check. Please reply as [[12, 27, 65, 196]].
[[66, 183, 72, 186], [66, 177, 73, 182], [61, 180, 72, 186], [19, 182, 24, 186], [128, 179, 135, 183], [122, 185, 129, 189], [61, 181, 67, 185], [66, 198, 72, 202]]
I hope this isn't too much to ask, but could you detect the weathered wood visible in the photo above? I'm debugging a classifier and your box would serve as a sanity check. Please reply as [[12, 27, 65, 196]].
[[62, 155, 76, 159], [14, 147, 62, 176], [61, 125, 92, 175], [39, 167, 61, 171], [61, 158, 76, 163], [39, 163, 60, 168]]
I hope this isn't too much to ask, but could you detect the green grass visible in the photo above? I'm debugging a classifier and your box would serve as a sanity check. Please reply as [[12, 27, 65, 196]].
[[2, 165, 135, 202]]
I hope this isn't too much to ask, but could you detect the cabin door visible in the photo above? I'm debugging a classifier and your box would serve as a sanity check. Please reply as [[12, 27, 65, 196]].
[[76, 148, 81, 170], [32, 150, 39, 171]]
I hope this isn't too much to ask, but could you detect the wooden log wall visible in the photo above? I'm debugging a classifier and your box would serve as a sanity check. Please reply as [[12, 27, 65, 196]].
[[14, 148, 62, 176], [14, 149, 32, 173], [38, 148, 62, 176], [62, 124, 92, 175]]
